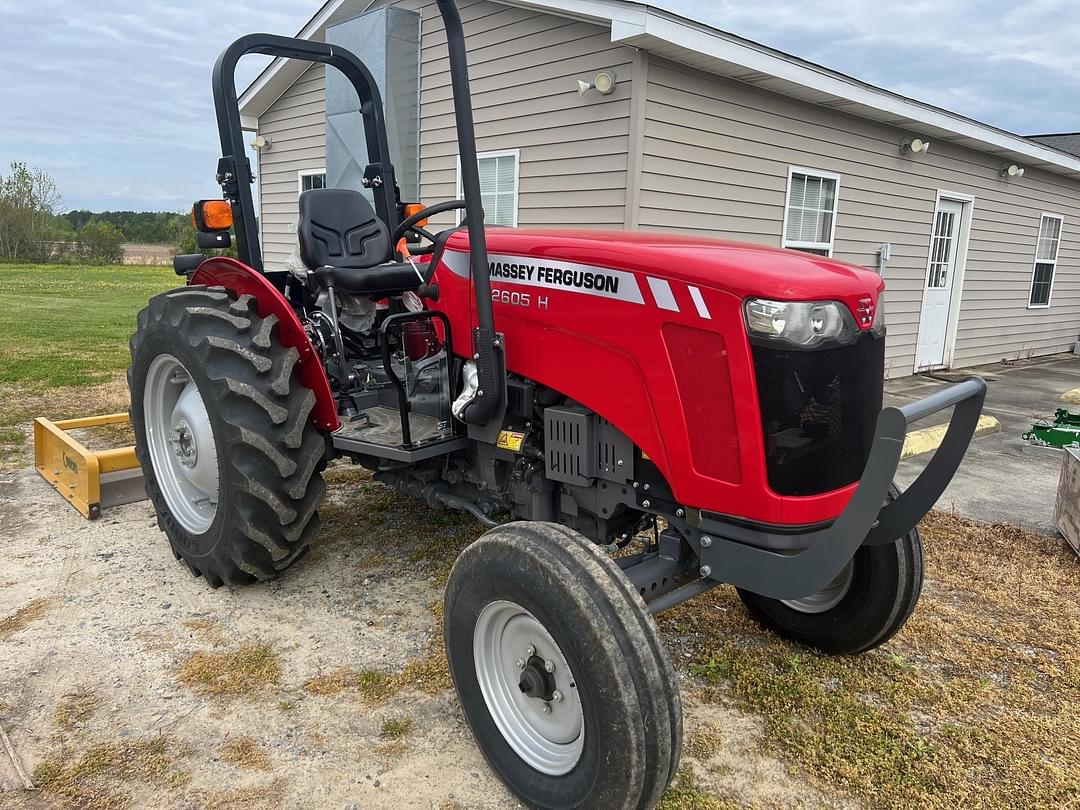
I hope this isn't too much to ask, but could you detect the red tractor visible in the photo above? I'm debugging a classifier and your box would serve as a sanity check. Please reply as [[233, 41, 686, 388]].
[[128, 1, 985, 806]]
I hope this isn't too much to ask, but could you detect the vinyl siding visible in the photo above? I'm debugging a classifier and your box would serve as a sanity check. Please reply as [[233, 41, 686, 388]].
[[641, 58, 1080, 376], [257, 64, 326, 270], [255, 0, 633, 270]]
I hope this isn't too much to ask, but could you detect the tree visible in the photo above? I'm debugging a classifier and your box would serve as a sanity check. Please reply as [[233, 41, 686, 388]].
[[76, 220, 125, 264], [0, 162, 62, 261]]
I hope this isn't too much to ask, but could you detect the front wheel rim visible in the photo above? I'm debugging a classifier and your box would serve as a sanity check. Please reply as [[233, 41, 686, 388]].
[[473, 600, 584, 776], [780, 559, 854, 614], [143, 354, 219, 535]]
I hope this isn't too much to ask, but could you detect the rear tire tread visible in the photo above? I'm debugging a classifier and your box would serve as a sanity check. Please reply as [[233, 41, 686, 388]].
[[129, 286, 327, 588]]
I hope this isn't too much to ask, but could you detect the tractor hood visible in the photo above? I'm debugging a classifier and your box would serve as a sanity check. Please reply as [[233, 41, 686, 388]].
[[442, 228, 883, 302]]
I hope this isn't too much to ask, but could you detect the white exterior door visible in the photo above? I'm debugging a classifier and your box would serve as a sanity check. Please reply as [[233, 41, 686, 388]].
[[915, 199, 965, 370]]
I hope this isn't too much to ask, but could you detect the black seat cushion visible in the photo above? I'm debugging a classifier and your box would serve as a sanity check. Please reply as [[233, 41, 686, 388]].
[[298, 188, 392, 270], [311, 263, 421, 297]]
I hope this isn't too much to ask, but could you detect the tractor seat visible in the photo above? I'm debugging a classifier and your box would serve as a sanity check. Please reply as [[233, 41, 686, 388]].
[[298, 187, 421, 297]]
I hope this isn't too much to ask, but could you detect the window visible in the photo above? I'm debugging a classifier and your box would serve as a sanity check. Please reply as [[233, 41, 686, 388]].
[[299, 170, 326, 195], [457, 150, 519, 227], [1029, 214, 1063, 308], [782, 168, 840, 256]]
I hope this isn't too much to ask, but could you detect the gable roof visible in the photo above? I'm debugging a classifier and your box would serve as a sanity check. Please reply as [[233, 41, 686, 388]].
[[238, 0, 1080, 180]]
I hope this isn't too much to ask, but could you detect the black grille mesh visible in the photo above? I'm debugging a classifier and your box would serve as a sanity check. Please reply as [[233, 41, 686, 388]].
[[752, 333, 884, 496]]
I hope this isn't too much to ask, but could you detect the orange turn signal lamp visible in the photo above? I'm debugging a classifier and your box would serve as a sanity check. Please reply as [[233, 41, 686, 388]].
[[403, 202, 428, 229], [193, 199, 233, 232]]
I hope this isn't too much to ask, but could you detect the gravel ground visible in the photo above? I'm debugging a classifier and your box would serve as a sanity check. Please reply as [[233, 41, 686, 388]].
[[0, 461, 836, 810]]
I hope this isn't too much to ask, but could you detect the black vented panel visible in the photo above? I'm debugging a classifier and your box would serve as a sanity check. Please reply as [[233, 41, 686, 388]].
[[752, 333, 884, 496]]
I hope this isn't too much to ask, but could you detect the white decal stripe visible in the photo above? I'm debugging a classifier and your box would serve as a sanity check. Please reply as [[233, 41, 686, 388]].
[[439, 250, 645, 304], [688, 286, 711, 319], [647, 277, 680, 312]]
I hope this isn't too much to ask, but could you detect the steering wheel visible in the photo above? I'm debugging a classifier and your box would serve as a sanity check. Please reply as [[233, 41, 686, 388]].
[[392, 199, 468, 255]]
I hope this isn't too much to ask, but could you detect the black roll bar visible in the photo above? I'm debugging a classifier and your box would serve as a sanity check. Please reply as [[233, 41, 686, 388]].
[[435, 0, 505, 424], [211, 34, 400, 274]]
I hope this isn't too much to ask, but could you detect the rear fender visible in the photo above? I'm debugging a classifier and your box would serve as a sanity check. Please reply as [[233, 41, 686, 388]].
[[191, 257, 340, 432]]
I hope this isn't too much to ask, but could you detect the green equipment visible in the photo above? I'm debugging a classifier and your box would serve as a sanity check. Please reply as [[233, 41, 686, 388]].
[[1024, 409, 1080, 448]]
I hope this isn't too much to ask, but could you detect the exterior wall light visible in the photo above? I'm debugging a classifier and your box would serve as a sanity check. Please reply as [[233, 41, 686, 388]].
[[900, 137, 930, 155], [1000, 164, 1025, 178], [251, 134, 272, 151], [577, 71, 617, 96]]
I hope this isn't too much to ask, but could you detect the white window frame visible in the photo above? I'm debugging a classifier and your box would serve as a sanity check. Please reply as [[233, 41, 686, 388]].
[[1028, 213, 1063, 309], [781, 166, 841, 257], [297, 168, 326, 196], [456, 149, 520, 227]]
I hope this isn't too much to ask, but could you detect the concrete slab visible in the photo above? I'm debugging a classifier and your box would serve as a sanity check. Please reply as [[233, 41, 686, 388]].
[[888, 353, 1079, 535]]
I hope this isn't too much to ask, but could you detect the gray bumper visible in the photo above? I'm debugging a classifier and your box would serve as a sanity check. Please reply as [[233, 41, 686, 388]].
[[688, 376, 987, 601]]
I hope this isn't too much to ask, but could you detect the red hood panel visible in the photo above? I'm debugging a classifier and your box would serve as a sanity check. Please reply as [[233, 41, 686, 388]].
[[444, 228, 884, 301]]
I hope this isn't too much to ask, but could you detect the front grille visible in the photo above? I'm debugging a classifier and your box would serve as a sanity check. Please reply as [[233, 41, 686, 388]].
[[752, 332, 884, 496]]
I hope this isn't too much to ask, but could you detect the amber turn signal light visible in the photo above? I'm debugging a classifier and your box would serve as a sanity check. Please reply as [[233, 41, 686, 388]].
[[403, 202, 428, 229], [193, 199, 233, 232]]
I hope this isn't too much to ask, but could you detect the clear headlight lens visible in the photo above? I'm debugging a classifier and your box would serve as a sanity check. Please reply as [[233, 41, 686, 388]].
[[744, 298, 860, 347]]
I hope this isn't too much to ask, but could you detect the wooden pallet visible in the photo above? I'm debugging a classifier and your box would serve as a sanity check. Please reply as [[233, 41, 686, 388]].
[[33, 413, 145, 519]]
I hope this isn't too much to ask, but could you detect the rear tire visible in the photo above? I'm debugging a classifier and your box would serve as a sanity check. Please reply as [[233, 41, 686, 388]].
[[444, 522, 682, 810], [128, 286, 327, 588], [737, 489, 923, 655]]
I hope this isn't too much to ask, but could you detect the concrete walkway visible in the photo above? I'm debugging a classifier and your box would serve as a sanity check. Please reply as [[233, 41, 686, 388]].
[[888, 354, 1080, 536]]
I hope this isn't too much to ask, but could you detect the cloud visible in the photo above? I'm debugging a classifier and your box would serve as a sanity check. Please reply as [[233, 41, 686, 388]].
[[1, 0, 1077, 212]]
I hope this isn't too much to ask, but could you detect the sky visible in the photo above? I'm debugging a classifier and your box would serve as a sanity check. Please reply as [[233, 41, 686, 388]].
[[1, 0, 1077, 213]]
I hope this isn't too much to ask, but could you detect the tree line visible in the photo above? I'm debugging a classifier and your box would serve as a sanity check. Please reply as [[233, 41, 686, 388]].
[[0, 161, 200, 264]]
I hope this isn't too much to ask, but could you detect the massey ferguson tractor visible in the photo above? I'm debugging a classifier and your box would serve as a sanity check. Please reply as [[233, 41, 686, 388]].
[[127, 1, 986, 805]]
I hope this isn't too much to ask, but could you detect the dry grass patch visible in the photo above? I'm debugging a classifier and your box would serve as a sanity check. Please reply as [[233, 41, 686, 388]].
[[683, 722, 725, 761], [0, 596, 57, 639], [33, 735, 190, 810], [54, 689, 101, 731], [668, 511, 1080, 809], [219, 736, 272, 771], [659, 765, 742, 810], [380, 715, 413, 741], [188, 777, 286, 810], [177, 643, 282, 698]]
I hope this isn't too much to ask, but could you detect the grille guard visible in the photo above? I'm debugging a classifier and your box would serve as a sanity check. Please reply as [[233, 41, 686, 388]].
[[686, 376, 987, 601]]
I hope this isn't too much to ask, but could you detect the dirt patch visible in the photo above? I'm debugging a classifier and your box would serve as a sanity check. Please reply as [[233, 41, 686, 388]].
[[10, 426, 1071, 808]]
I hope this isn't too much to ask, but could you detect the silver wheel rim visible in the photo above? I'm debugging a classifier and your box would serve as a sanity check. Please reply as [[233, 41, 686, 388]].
[[143, 354, 219, 535], [780, 559, 854, 614], [473, 600, 584, 775]]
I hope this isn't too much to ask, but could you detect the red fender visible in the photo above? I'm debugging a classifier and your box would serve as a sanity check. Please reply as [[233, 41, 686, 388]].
[[191, 257, 340, 432]]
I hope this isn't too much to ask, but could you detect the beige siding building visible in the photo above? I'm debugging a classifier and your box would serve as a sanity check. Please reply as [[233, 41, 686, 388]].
[[239, 0, 1080, 378]]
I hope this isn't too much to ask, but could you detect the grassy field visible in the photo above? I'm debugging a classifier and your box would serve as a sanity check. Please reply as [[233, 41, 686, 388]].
[[0, 263, 176, 466], [0, 263, 177, 388]]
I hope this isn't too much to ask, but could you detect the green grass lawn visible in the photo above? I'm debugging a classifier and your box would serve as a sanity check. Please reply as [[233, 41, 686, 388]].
[[0, 263, 177, 388]]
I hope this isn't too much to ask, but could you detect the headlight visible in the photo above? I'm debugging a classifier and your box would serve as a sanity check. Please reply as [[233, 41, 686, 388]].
[[743, 298, 860, 347]]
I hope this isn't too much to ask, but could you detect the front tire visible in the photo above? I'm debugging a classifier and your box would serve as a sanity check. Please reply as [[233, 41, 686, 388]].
[[444, 522, 682, 810], [128, 286, 328, 588], [737, 493, 923, 655]]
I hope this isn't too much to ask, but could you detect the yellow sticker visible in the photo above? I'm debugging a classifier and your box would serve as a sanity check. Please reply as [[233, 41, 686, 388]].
[[496, 430, 526, 452], [641, 451, 650, 461]]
